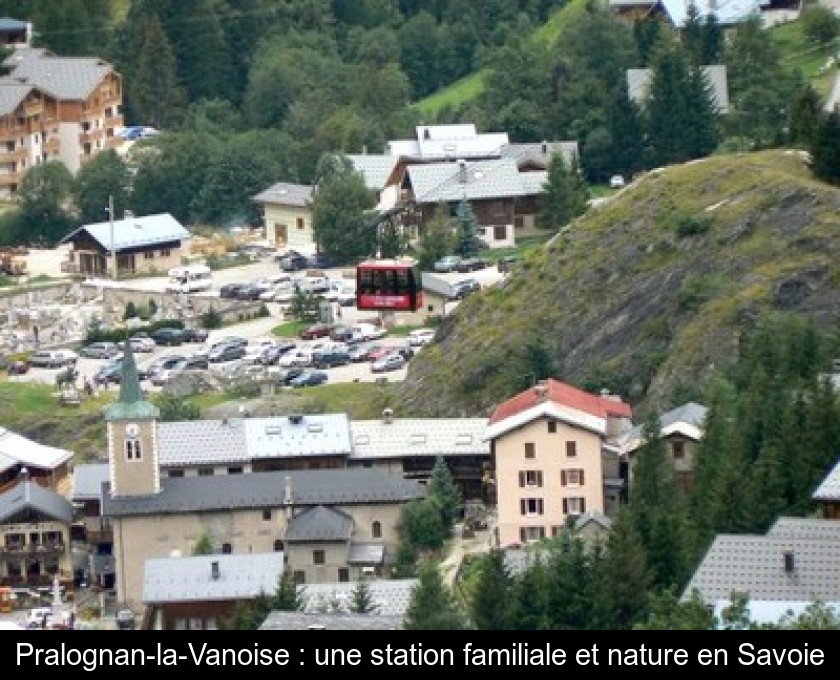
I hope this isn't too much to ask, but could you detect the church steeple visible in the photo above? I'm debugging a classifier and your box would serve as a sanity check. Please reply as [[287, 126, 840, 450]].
[[104, 339, 159, 422]]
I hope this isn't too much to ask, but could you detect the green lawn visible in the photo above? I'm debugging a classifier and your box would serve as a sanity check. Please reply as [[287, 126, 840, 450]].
[[411, 72, 486, 118], [271, 320, 308, 338], [770, 20, 840, 98]]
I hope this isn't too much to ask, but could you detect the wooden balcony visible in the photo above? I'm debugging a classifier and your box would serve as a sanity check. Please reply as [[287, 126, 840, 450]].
[[105, 114, 123, 129], [0, 172, 22, 186], [0, 147, 26, 164], [23, 101, 44, 117], [43, 138, 60, 154], [105, 137, 124, 151], [80, 127, 105, 144]]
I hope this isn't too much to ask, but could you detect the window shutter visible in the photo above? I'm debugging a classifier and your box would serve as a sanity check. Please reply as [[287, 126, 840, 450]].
[[561, 470, 567, 486], [581, 497, 586, 513], [520, 527, 527, 543], [562, 498, 568, 514], [580, 469, 585, 485], [537, 471, 543, 487], [520, 499, 527, 516], [538, 499, 544, 515], [538, 527, 546, 539], [519, 471, 525, 488]]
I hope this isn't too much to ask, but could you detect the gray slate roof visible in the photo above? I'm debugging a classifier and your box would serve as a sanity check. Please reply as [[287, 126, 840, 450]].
[[4, 51, 114, 100], [349, 417, 489, 460], [621, 401, 708, 448], [0, 82, 33, 116], [499, 141, 579, 169], [0, 480, 74, 524], [300, 578, 417, 616], [768, 517, 840, 541], [61, 213, 191, 252], [574, 510, 613, 532], [71, 463, 109, 502], [252, 182, 313, 207], [813, 457, 840, 501], [157, 414, 353, 467], [143, 552, 284, 604], [102, 468, 423, 517], [260, 611, 402, 630], [346, 154, 399, 190], [681, 533, 840, 605], [284, 505, 353, 542], [406, 158, 543, 204]]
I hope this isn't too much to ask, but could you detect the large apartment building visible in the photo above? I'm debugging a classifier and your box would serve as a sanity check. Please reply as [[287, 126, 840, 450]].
[[486, 379, 632, 547], [0, 44, 124, 199]]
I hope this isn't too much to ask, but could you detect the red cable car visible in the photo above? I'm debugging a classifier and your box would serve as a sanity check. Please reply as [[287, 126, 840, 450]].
[[356, 258, 424, 312]]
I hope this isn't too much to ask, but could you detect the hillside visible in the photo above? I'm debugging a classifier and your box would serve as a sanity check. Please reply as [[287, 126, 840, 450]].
[[395, 149, 840, 417]]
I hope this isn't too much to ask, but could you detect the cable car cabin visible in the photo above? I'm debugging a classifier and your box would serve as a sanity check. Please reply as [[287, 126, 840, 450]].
[[356, 259, 424, 312]]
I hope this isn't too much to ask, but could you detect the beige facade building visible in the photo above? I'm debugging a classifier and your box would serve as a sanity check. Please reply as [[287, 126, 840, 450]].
[[486, 379, 632, 547], [100, 345, 423, 610], [252, 182, 316, 253], [0, 46, 124, 199]]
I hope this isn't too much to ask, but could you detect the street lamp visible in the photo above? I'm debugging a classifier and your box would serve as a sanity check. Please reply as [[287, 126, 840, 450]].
[[106, 195, 117, 280]]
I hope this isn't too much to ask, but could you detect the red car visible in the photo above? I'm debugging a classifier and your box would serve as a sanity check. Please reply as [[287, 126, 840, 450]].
[[300, 323, 331, 340], [367, 346, 395, 362]]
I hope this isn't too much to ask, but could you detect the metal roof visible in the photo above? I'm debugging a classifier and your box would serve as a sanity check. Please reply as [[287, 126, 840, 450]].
[[619, 401, 708, 452], [156, 414, 353, 467], [388, 124, 509, 160], [4, 51, 115, 100], [681, 533, 840, 605], [813, 457, 840, 501], [105, 340, 159, 421], [142, 552, 285, 604], [405, 158, 541, 204], [60, 213, 191, 252], [0, 18, 29, 30], [499, 141, 579, 169], [252, 182, 313, 207], [349, 417, 489, 460], [345, 155, 400, 190], [0, 427, 73, 473], [0, 81, 33, 116], [768, 517, 840, 541], [284, 505, 353, 542], [0, 480, 74, 524], [300, 578, 417, 616], [347, 542, 385, 564], [260, 611, 403, 630], [102, 468, 424, 517], [71, 463, 109, 502], [712, 599, 840, 628], [573, 510, 613, 532]]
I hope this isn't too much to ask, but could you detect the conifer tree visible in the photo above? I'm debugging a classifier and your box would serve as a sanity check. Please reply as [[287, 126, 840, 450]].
[[274, 570, 307, 612], [600, 508, 652, 629], [470, 549, 515, 630], [427, 457, 461, 535], [537, 152, 588, 231], [403, 563, 468, 630], [809, 109, 840, 185], [349, 579, 378, 614], [455, 199, 481, 258]]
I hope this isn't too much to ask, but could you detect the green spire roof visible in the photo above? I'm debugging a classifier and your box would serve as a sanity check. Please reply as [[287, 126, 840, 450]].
[[104, 338, 159, 421]]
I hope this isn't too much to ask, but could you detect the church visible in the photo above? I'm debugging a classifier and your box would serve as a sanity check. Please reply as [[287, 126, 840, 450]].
[[101, 342, 425, 610]]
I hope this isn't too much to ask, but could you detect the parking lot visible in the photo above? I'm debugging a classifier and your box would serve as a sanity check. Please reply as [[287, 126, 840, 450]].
[[4, 255, 505, 393]]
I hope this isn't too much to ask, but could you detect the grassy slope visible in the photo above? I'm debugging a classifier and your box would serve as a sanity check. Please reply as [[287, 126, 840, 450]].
[[396, 149, 840, 417], [413, 9, 837, 117]]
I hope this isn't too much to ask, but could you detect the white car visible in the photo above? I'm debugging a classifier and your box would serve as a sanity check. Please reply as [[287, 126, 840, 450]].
[[129, 336, 156, 353], [408, 329, 436, 347], [610, 174, 625, 189], [279, 348, 313, 368]]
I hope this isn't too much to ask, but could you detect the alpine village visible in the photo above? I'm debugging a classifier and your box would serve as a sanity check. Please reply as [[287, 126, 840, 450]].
[[0, 0, 840, 632]]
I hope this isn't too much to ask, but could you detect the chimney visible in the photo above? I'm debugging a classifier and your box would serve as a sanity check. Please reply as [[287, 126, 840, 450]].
[[211, 561, 220, 580], [541, 140, 547, 155], [382, 407, 394, 424], [123, 210, 134, 220], [457, 159, 467, 183], [783, 550, 795, 573], [284, 475, 294, 519], [534, 381, 548, 402]]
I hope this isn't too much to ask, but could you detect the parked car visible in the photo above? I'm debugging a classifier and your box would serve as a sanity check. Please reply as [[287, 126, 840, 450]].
[[289, 370, 329, 387], [371, 352, 407, 373], [208, 343, 246, 363], [277, 367, 307, 385], [279, 253, 309, 272], [146, 355, 187, 381], [433, 255, 462, 273], [312, 349, 351, 369], [279, 348, 314, 368], [260, 341, 296, 366], [181, 328, 209, 343], [150, 328, 185, 346], [234, 283, 264, 301], [307, 253, 335, 269], [207, 336, 248, 351], [348, 343, 378, 362], [456, 257, 490, 272], [28, 350, 77, 368], [80, 341, 120, 359], [497, 255, 519, 273], [94, 362, 123, 385], [366, 346, 395, 363], [129, 335, 156, 353], [449, 278, 481, 300], [151, 356, 207, 386], [408, 329, 436, 347], [219, 283, 247, 299], [610, 174, 626, 189], [8, 360, 29, 375], [300, 323, 331, 340]]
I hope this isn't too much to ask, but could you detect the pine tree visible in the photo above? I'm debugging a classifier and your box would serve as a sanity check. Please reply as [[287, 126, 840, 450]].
[[274, 570, 307, 612], [682, 2, 705, 66], [469, 549, 515, 629], [701, 13, 724, 64], [537, 152, 588, 231], [509, 555, 555, 630], [403, 563, 469, 630], [349, 579, 378, 614], [455, 199, 481, 258], [416, 202, 457, 271], [427, 457, 461, 535], [599, 508, 652, 629], [809, 109, 840, 185]]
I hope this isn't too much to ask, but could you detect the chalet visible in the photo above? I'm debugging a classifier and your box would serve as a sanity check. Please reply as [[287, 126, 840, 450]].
[[0, 426, 73, 495], [60, 212, 191, 278], [252, 182, 315, 253]]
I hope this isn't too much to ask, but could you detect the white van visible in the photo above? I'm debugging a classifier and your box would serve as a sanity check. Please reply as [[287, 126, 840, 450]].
[[166, 265, 213, 293], [25, 607, 52, 628], [409, 328, 436, 347]]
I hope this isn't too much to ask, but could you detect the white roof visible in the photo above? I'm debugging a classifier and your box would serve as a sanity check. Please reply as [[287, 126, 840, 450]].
[[713, 599, 840, 628], [61, 213, 191, 252], [0, 427, 73, 473], [388, 124, 509, 160], [484, 401, 607, 441], [660, 0, 766, 27], [813, 457, 840, 501], [301, 579, 417, 617], [349, 418, 489, 460], [619, 402, 708, 453], [143, 552, 285, 603]]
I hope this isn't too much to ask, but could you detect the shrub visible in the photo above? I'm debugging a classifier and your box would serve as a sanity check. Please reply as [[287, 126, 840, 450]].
[[674, 215, 711, 238], [123, 301, 137, 320], [201, 308, 223, 329]]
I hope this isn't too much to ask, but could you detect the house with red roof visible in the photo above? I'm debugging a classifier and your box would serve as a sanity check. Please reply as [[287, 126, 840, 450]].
[[484, 379, 632, 547]]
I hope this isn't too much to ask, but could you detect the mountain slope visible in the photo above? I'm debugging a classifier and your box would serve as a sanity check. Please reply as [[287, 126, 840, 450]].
[[395, 149, 840, 417]]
